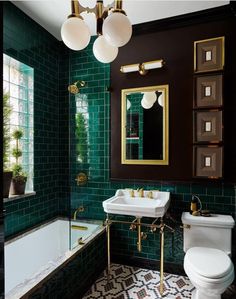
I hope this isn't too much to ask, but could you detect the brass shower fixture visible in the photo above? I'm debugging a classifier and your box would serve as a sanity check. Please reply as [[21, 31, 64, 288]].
[[68, 80, 86, 94]]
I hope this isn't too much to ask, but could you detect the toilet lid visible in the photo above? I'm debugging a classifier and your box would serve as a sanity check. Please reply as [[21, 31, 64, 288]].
[[185, 247, 233, 279]]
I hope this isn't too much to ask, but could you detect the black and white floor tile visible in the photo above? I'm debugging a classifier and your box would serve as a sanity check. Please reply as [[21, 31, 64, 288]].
[[83, 264, 195, 299]]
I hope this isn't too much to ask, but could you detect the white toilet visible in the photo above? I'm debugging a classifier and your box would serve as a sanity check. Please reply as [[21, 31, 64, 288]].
[[182, 212, 235, 299]]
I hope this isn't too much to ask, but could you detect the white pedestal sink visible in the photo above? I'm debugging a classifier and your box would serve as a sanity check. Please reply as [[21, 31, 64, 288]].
[[103, 189, 170, 218]]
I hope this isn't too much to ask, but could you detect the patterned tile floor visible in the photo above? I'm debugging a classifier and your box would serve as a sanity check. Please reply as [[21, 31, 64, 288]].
[[83, 264, 195, 299]]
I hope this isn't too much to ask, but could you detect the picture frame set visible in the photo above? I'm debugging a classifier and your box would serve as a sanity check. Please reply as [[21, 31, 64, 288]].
[[193, 36, 224, 179]]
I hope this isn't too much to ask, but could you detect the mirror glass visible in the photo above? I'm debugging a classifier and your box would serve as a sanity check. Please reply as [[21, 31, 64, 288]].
[[121, 85, 169, 165]]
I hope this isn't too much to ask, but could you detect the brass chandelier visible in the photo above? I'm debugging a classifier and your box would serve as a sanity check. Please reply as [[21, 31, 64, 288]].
[[61, 0, 132, 63]]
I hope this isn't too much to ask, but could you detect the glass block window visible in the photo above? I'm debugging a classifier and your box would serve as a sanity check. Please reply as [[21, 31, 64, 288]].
[[3, 54, 34, 191]]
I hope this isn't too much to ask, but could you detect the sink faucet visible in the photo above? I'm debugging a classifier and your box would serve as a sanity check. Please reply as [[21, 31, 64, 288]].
[[129, 189, 135, 197], [147, 191, 153, 199], [73, 206, 85, 220], [137, 188, 144, 197]]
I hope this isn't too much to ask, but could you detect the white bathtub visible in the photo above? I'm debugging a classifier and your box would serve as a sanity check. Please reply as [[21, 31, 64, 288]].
[[5, 218, 104, 299]]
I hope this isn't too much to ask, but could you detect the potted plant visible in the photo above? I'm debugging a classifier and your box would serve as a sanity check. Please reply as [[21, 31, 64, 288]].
[[10, 129, 27, 195], [3, 92, 13, 198]]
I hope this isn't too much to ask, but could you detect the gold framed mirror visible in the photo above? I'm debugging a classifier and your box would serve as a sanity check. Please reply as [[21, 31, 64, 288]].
[[121, 85, 169, 165]]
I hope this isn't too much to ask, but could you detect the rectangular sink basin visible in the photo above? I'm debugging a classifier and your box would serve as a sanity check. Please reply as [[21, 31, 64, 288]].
[[103, 189, 170, 218]]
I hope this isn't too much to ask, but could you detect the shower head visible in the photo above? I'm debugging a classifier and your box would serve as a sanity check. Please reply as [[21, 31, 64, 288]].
[[68, 80, 86, 94]]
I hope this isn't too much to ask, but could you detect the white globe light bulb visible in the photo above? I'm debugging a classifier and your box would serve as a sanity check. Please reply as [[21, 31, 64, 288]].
[[93, 36, 118, 63], [141, 98, 154, 109], [142, 92, 157, 105], [103, 12, 132, 47], [127, 99, 131, 110], [61, 17, 91, 51], [158, 93, 164, 107]]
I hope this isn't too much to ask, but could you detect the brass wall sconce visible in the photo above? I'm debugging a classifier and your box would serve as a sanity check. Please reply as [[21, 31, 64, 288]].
[[120, 59, 165, 75], [68, 80, 86, 94]]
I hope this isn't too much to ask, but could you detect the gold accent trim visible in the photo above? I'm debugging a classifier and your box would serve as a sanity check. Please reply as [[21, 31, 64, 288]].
[[194, 36, 225, 73], [75, 172, 88, 186], [137, 218, 142, 252], [160, 219, 164, 296], [121, 85, 169, 165], [120, 59, 164, 75], [71, 225, 88, 230]]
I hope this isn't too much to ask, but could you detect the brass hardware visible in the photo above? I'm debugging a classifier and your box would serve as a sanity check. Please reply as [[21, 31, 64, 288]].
[[141, 232, 147, 240], [68, 81, 86, 95], [105, 214, 174, 296], [150, 218, 158, 232], [71, 225, 88, 230], [180, 224, 191, 229], [73, 206, 85, 220], [160, 218, 165, 297], [137, 218, 142, 252], [147, 191, 153, 199], [69, 0, 82, 19], [120, 59, 165, 75], [129, 218, 137, 231], [121, 85, 169, 165], [137, 188, 144, 197], [129, 189, 134, 197], [78, 237, 85, 245], [75, 172, 88, 186], [106, 215, 111, 281]]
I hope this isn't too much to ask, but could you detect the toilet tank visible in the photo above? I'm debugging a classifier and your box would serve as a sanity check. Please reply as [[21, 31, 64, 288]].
[[182, 212, 235, 255]]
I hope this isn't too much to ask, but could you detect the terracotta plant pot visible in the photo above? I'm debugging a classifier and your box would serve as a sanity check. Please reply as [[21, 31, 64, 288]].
[[3, 171, 13, 198], [10, 176, 27, 195]]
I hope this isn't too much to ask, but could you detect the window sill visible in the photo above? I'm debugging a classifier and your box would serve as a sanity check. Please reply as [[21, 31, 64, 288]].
[[4, 191, 36, 203]]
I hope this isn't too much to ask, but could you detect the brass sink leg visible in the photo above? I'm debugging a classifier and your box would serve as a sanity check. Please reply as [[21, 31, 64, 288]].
[[159, 218, 165, 297], [106, 215, 111, 281], [137, 218, 142, 252]]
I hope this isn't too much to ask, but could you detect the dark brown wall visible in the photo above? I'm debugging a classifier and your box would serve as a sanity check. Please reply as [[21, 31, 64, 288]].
[[110, 14, 236, 182]]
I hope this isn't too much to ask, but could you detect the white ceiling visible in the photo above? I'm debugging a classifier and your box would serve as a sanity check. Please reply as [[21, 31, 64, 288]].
[[12, 0, 229, 41]]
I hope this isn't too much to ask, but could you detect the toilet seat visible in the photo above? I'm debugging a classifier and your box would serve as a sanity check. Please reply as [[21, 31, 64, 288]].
[[185, 247, 233, 279]]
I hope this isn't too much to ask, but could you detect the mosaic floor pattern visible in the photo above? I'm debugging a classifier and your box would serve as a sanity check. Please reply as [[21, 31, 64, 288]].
[[83, 263, 195, 299]]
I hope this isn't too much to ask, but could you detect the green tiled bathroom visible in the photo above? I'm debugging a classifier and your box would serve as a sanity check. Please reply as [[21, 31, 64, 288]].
[[1, 1, 236, 299]]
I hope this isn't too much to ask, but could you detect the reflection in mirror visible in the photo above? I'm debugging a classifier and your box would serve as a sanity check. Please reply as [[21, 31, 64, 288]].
[[121, 85, 169, 165]]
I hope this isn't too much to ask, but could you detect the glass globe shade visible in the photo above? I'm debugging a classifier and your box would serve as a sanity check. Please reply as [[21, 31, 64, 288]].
[[127, 99, 131, 110], [142, 91, 157, 105], [103, 12, 132, 47], [93, 36, 118, 63], [141, 98, 154, 109], [158, 93, 164, 107], [61, 17, 91, 51]]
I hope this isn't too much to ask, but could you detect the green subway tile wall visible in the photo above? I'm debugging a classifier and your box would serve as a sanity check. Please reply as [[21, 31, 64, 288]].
[[3, 2, 69, 237]]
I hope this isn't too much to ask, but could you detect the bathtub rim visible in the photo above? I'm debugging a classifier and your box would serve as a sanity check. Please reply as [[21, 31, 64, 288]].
[[5, 217, 105, 299]]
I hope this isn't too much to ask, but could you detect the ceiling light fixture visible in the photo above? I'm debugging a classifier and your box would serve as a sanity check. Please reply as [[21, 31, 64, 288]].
[[61, 0, 132, 63], [120, 59, 165, 75]]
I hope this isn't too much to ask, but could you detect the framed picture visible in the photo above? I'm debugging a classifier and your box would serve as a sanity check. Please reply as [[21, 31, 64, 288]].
[[194, 36, 225, 73], [194, 146, 223, 178], [194, 110, 223, 142], [195, 74, 223, 107]]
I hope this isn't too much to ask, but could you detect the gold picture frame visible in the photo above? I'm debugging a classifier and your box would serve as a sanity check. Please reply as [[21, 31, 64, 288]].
[[194, 36, 225, 73]]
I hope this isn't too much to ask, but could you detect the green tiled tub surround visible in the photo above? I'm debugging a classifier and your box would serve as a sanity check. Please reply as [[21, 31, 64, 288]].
[[3, 2, 70, 237]]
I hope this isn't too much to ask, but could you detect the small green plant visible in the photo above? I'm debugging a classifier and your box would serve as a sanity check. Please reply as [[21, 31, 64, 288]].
[[3, 92, 12, 170], [12, 129, 27, 182]]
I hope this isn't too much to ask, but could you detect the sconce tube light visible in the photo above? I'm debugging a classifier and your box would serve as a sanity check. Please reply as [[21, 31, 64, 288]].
[[120, 59, 165, 75]]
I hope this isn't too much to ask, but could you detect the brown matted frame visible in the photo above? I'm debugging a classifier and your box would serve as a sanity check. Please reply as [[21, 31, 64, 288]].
[[194, 74, 223, 108], [194, 110, 223, 143], [193, 146, 223, 178], [194, 36, 225, 73]]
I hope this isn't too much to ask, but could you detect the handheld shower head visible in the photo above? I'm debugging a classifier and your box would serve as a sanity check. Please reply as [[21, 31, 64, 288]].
[[68, 80, 86, 94]]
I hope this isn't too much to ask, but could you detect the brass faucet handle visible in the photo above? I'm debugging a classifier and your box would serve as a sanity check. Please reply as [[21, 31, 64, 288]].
[[129, 189, 134, 197], [138, 188, 144, 197], [147, 191, 153, 199]]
